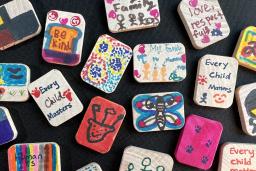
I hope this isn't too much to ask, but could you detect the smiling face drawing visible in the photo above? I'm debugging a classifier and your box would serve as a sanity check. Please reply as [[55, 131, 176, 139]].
[[213, 93, 227, 104]]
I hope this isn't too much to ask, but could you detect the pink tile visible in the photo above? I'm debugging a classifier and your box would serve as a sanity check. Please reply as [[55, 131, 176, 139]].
[[175, 114, 223, 170]]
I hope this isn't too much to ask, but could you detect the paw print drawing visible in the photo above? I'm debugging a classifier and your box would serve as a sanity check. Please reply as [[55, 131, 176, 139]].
[[201, 156, 209, 164], [63, 89, 72, 101], [31, 87, 41, 98], [185, 145, 194, 153], [195, 125, 201, 133], [205, 139, 212, 148]]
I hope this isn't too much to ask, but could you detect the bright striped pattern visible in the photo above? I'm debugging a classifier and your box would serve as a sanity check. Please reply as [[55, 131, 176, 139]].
[[8, 143, 60, 171]]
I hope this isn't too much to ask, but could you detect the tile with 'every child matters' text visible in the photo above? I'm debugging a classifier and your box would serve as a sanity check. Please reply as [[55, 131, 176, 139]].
[[194, 55, 238, 108], [28, 69, 83, 127], [175, 114, 223, 170], [76, 96, 126, 154]]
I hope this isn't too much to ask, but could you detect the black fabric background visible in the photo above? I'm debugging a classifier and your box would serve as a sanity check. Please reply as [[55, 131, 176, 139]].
[[0, 0, 256, 170]]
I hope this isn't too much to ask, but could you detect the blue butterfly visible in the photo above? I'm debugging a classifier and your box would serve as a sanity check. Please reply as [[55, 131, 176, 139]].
[[133, 92, 185, 132]]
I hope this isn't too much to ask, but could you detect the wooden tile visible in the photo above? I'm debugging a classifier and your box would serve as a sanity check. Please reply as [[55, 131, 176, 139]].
[[77, 162, 102, 171], [8, 142, 61, 171], [194, 55, 238, 108], [76, 96, 126, 154], [178, 0, 230, 49], [28, 69, 83, 127], [0, 0, 41, 50], [119, 146, 174, 171], [81, 34, 132, 93], [0, 107, 17, 145], [133, 43, 186, 83], [236, 82, 256, 136], [42, 10, 86, 66], [233, 26, 256, 72], [175, 114, 223, 170], [104, 0, 160, 33], [132, 92, 185, 132], [218, 142, 256, 171], [0, 63, 30, 102]]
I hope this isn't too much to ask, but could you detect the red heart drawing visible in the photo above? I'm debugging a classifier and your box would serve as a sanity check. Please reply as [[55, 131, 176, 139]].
[[59, 18, 68, 25]]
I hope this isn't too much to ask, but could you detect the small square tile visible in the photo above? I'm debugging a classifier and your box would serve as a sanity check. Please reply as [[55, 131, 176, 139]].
[[236, 82, 256, 136], [194, 55, 238, 108], [0, 0, 41, 50], [119, 146, 174, 171], [77, 162, 102, 171], [218, 142, 256, 171], [132, 92, 185, 132], [175, 114, 223, 170], [133, 43, 186, 83], [28, 69, 83, 127], [178, 0, 230, 49], [42, 10, 86, 66], [0, 63, 30, 102], [233, 26, 256, 72], [8, 142, 61, 171], [81, 34, 132, 93], [0, 107, 17, 145], [104, 0, 160, 33], [76, 96, 126, 154]]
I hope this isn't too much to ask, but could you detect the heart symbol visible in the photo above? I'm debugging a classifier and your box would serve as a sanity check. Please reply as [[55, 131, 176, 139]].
[[189, 0, 198, 7], [201, 35, 210, 43], [150, 9, 159, 18], [215, 22, 221, 29], [106, 0, 114, 4], [108, 10, 116, 19], [59, 18, 68, 25]]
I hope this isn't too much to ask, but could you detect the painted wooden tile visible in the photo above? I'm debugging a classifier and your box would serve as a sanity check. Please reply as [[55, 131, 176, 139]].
[[119, 146, 174, 171], [178, 0, 230, 49], [0, 0, 41, 50], [194, 55, 238, 108], [233, 26, 256, 72], [132, 92, 185, 132], [0, 63, 30, 102], [175, 114, 223, 170], [133, 43, 186, 83], [76, 96, 126, 154], [28, 69, 83, 127], [218, 142, 256, 171], [81, 34, 132, 93], [104, 0, 160, 33], [42, 10, 85, 66], [236, 82, 256, 136], [77, 162, 102, 171], [8, 142, 61, 171], [0, 107, 17, 145]]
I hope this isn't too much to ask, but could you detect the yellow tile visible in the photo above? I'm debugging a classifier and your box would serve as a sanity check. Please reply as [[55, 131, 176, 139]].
[[0, 16, 4, 25]]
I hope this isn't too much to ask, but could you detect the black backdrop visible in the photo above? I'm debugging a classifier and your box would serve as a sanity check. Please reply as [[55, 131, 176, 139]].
[[0, 0, 256, 170]]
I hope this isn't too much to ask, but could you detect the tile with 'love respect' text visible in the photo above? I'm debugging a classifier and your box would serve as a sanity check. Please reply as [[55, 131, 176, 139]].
[[194, 55, 238, 108], [119, 146, 174, 171], [8, 142, 61, 171], [218, 142, 256, 171], [42, 10, 85, 66], [178, 0, 230, 49], [28, 69, 83, 127], [133, 43, 186, 83], [175, 114, 223, 170], [0, 63, 30, 102], [0, 107, 17, 145], [104, 0, 160, 33], [76, 96, 126, 154], [132, 92, 185, 132]]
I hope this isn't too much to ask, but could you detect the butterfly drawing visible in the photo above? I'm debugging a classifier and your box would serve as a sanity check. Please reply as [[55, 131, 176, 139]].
[[132, 92, 185, 132]]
